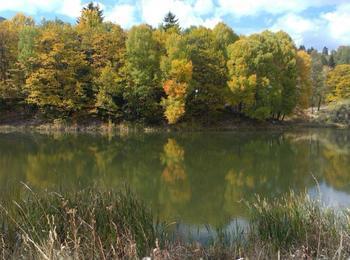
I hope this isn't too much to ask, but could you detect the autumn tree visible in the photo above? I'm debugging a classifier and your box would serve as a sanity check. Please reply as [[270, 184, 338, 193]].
[[77, 2, 103, 29], [326, 64, 350, 102], [296, 50, 312, 108], [25, 22, 91, 115], [0, 19, 18, 102], [227, 31, 297, 120], [0, 14, 35, 104], [124, 24, 162, 122]]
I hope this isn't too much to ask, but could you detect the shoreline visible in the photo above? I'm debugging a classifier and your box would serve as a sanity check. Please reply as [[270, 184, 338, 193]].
[[0, 119, 348, 135]]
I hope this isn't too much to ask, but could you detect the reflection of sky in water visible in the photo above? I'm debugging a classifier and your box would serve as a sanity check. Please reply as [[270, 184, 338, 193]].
[[308, 182, 350, 208], [173, 218, 249, 245]]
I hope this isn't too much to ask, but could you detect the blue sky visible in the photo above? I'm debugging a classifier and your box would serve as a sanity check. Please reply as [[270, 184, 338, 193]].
[[1, 0, 350, 50]]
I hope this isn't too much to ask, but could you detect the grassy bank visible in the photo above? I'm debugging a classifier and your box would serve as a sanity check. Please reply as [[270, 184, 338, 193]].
[[1, 186, 349, 259]]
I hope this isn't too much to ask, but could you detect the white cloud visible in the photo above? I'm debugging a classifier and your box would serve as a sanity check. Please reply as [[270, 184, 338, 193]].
[[140, 0, 199, 28], [139, 0, 220, 28], [59, 0, 83, 18], [105, 4, 137, 28], [1, 0, 350, 49], [322, 3, 350, 45], [217, 0, 350, 17], [0, 0, 62, 14], [271, 13, 322, 46], [203, 17, 222, 29], [194, 0, 214, 16]]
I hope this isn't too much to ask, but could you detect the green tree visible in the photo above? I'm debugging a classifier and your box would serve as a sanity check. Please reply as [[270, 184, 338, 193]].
[[183, 27, 227, 119], [334, 46, 350, 65], [95, 63, 122, 117], [328, 52, 336, 68], [162, 12, 180, 32], [124, 24, 162, 122], [212, 22, 239, 58], [326, 64, 350, 102], [310, 50, 327, 110], [227, 31, 297, 120]]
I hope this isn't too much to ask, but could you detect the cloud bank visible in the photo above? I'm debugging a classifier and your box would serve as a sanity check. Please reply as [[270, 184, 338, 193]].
[[0, 0, 349, 49]]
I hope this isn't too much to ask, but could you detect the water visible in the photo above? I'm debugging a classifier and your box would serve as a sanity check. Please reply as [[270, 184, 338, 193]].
[[1, 129, 350, 234]]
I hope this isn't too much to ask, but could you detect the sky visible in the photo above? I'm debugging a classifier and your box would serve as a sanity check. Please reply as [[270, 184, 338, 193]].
[[0, 0, 349, 50]]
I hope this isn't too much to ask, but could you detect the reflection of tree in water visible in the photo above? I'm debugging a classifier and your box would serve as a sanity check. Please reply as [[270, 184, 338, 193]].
[[318, 131, 350, 191], [159, 139, 191, 219], [1, 130, 350, 227]]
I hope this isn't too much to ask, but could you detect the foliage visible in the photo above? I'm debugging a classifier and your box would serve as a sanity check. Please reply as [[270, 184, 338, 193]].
[[326, 64, 350, 102], [124, 24, 162, 122], [95, 64, 121, 116], [160, 32, 193, 124], [162, 12, 180, 32], [296, 50, 312, 108], [1, 8, 350, 124], [77, 2, 104, 29], [183, 26, 228, 118], [310, 50, 328, 110], [25, 23, 91, 114], [334, 46, 350, 65], [227, 31, 297, 120]]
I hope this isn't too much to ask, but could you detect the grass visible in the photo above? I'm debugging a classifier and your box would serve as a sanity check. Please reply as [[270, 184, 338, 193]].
[[0, 185, 156, 259], [1, 185, 350, 259], [248, 192, 350, 258]]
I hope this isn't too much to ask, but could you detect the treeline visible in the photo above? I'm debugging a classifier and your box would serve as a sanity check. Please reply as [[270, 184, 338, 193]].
[[1, 3, 350, 124]]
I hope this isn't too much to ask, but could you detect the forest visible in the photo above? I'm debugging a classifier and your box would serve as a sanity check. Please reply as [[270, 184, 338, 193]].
[[1, 3, 350, 125]]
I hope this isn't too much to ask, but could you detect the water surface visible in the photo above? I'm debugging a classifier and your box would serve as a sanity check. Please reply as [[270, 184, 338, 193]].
[[1, 129, 350, 235]]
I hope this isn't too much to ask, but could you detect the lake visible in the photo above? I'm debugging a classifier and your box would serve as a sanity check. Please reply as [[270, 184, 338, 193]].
[[1, 129, 350, 240]]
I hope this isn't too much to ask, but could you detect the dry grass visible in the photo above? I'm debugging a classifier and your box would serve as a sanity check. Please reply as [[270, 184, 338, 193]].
[[1, 186, 349, 259]]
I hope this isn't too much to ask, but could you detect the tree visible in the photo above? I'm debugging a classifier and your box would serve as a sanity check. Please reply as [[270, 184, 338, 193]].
[[227, 30, 297, 120], [183, 27, 227, 119], [334, 46, 350, 65], [322, 46, 329, 56], [310, 50, 327, 111], [326, 64, 350, 102], [25, 23, 91, 114], [212, 22, 239, 58], [0, 20, 19, 101], [95, 64, 121, 117], [124, 24, 162, 122], [0, 14, 35, 103], [328, 52, 336, 68], [296, 50, 312, 108], [162, 12, 179, 31], [161, 59, 193, 124], [77, 2, 103, 28]]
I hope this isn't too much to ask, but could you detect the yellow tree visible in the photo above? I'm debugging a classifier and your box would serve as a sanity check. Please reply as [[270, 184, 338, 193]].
[[296, 50, 312, 108], [26, 22, 90, 114], [326, 64, 350, 102], [0, 14, 34, 102], [161, 33, 193, 124]]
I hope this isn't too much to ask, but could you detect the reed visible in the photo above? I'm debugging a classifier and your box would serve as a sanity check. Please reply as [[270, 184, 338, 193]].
[[1, 186, 350, 259]]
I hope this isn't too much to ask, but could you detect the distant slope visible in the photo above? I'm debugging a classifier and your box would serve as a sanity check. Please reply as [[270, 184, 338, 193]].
[[0, 17, 5, 22]]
